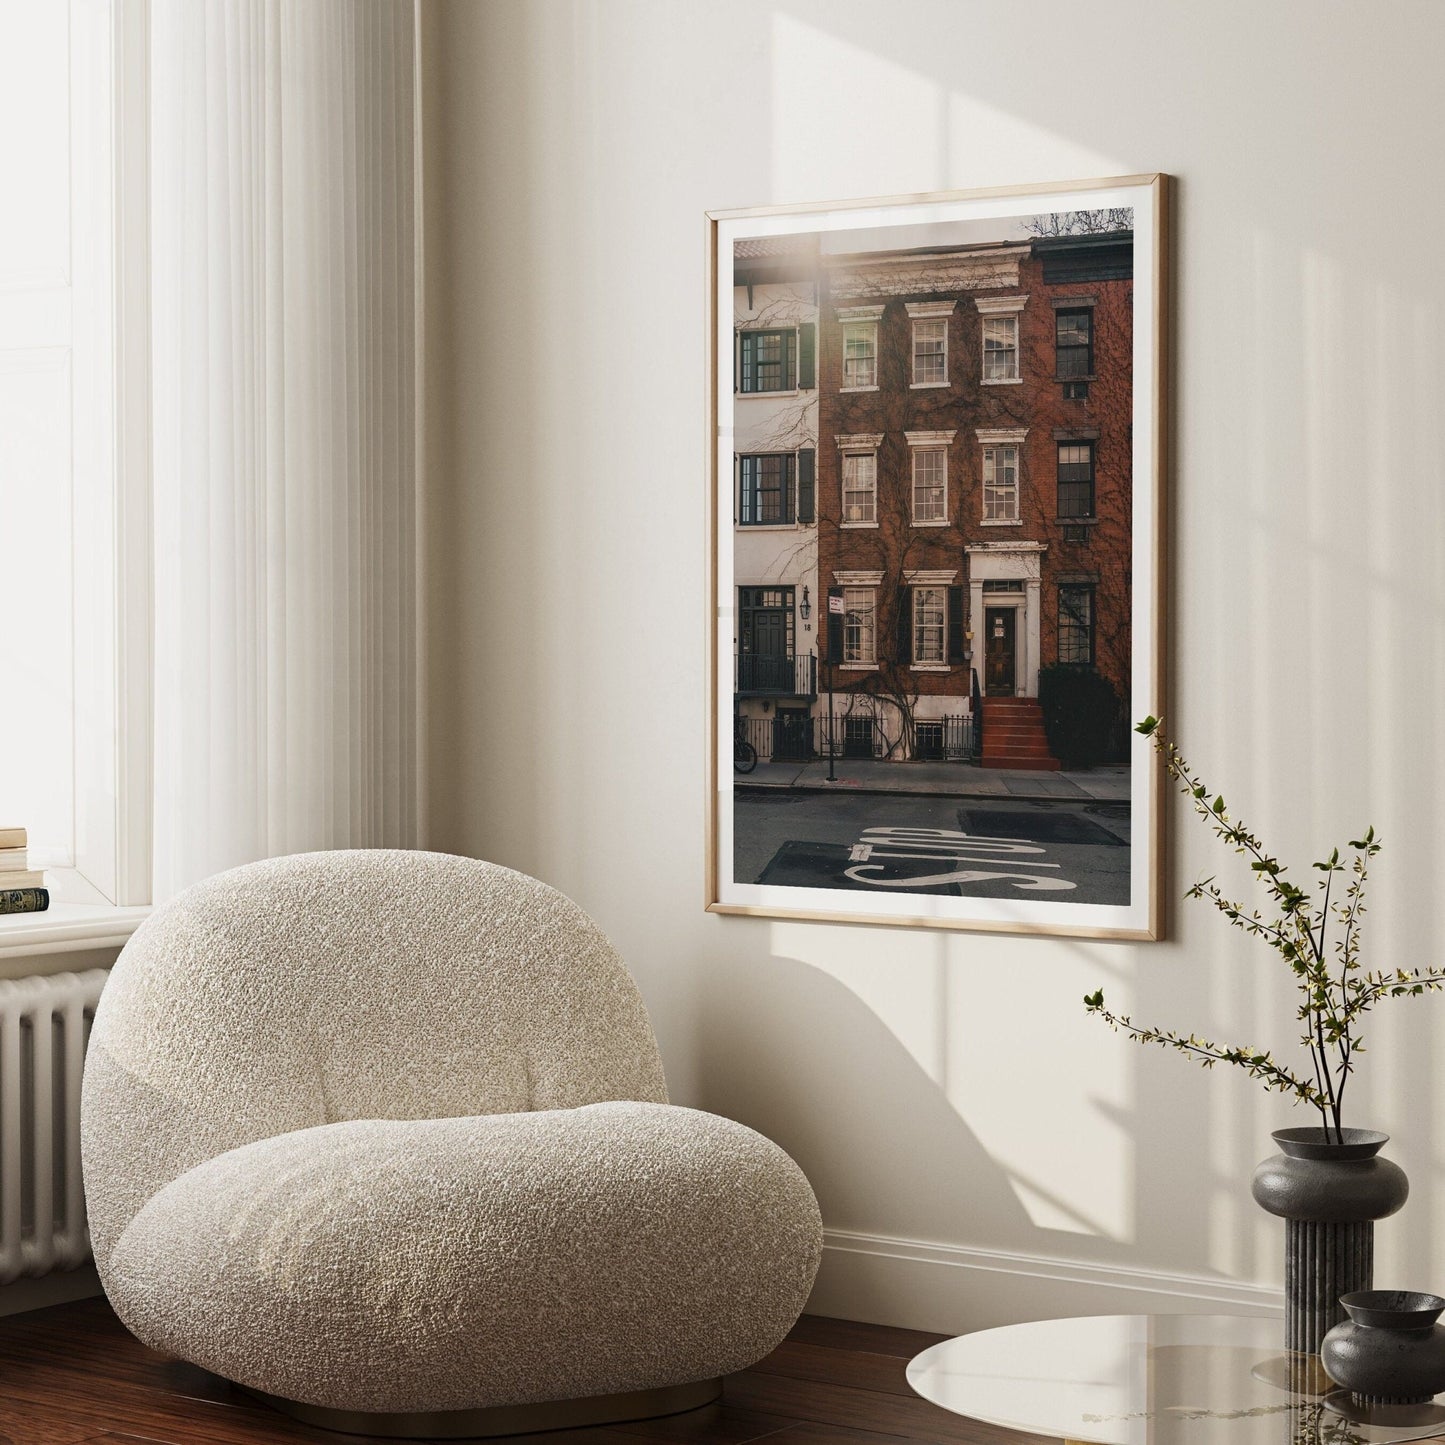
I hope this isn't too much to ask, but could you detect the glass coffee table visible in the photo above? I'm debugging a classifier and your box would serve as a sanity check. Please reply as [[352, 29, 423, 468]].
[[907, 1314, 1445, 1444]]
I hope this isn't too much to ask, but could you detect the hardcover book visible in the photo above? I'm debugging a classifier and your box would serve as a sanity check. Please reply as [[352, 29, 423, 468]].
[[0, 888, 49, 916]]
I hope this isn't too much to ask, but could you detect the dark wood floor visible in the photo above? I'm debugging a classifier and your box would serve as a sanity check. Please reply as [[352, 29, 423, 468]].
[[0, 1298, 1048, 1445]]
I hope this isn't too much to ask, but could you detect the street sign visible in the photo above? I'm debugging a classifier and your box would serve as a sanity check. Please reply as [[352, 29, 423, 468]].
[[828, 595, 845, 614]]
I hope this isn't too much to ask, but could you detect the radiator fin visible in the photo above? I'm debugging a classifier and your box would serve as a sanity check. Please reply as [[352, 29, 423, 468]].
[[0, 969, 108, 1284]]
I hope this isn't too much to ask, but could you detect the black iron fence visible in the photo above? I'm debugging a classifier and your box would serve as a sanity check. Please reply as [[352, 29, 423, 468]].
[[734, 713, 975, 765]]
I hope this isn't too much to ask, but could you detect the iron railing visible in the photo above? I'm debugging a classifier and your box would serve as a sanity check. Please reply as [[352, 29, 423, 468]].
[[734, 652, 818, 698], [733, 713, 975, 765]]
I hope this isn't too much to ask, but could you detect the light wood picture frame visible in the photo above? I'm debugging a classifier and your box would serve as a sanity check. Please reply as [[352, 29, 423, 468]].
[[706, 175, 1169, 939]]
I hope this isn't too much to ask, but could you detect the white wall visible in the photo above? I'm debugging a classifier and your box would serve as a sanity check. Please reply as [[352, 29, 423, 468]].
[[423, 0, 1445, 1332]]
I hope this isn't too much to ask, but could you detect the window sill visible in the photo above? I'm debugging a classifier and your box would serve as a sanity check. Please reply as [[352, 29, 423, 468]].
[[838, 385, 878, 394], [910, 664, 952, 672], [1057, 516, 1098, 526], [736, 388, 805, 399], [910, 380, 951, 390], [839, 663, 877, 672], [737, 522, 805, 531], [911, 519, 950, 528], [980, 376, 1023, 386], [981, 517, 1023, 527], [0, 901, 150, 960], [841, 521, 880, 529]]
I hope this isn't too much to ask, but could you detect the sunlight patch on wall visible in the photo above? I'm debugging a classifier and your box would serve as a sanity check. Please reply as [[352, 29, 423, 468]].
[[769, 13, 1124, 204], [771, 919, 1135, 1242]]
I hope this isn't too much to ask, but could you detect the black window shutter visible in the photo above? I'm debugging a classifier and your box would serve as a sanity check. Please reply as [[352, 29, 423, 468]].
[[797, 449, 815, 523], [948, 585, 965, 663], [896, 589, 913, 667], [826, 586, 844, 661], [799, 323, 816, 389], [739, 333, 754, 393]]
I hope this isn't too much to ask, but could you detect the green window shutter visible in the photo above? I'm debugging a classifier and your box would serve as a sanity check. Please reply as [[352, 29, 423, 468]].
[[799, 323, 816, 389], [739, 456, 754, 524], [896, 589, 913, 667], [947, 585, 965, 663], [740, 333, 755, 393], [797, 449, 815, 523]]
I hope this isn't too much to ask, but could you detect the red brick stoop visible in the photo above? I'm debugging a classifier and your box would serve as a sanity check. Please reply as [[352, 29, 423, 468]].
[[979, 696, 1063, 771]]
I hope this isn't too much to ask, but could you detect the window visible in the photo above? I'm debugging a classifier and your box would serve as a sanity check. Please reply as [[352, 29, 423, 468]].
[[912, 318, 947, 385], [1056, 308, 1093, 378], [739, 329, 796, 393], [842, 588, 875, 664], [912, 586, 946, 664], [843, 321, 877, 388], [842, 452, 877, 524], [1057, 442, 1095, 518], [1058, 585, 1095, 665], [983, 445, 1019, 522], [982, 315, 1018, 381], [738, 454, 796, 525], [0, 1, 151, 913], [911, 448, 947, 523]]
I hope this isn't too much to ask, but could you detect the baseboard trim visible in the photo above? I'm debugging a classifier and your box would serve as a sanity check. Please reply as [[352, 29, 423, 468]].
[[0, 1264, 102, 1319], [810, 1228, 1283, 1336]]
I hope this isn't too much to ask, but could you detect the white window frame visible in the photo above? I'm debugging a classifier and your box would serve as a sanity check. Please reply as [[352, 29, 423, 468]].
[[837, 305, 882, 391], [841, 586, 877, 666], [977, 427, 1028, 526], [906, 300, 954, 389], [912, 585, 947, 666], [976, 294, 1027, 385], [0, 0, 153, 955], [905, 428, 955, 527], [836, 433, 882, 527]]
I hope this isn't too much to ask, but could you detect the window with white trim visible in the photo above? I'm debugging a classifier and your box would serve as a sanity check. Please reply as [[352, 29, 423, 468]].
[[982, 315, 1018, 381], [843, 587, 876, 664], [842, 451, 877, 524], [912, 318, 947, 385], [912, 586, 946, 664], [911, 447, 947, 524], [0, 2, 151, 911], [842, 321, 877, 389], [983, 445, 1019, 522]]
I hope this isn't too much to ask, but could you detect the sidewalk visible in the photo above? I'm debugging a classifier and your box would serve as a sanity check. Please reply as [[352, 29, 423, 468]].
[[736, 757, 1131, 804]]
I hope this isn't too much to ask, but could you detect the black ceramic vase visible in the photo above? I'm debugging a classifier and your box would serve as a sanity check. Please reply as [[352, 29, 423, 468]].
[[1251, 1128, 1409, 1355], [1320, 1291, 1445, 1405]]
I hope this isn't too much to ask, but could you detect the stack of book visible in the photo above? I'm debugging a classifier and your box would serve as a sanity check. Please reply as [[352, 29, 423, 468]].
[[0, 827, 49, 915]]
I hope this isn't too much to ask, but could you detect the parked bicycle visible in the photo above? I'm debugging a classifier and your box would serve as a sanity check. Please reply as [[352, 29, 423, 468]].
[[733, 731, 758, 774]]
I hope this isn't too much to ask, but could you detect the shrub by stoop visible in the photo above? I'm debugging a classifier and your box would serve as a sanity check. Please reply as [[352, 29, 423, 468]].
[[1038, 663, 1121, 768]]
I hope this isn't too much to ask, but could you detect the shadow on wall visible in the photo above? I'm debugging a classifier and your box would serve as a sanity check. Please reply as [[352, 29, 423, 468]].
[[694, 922, 1288, 1333]]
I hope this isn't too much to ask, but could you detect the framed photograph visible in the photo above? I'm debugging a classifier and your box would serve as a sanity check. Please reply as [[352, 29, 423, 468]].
[[706, 175, 1168, 939]]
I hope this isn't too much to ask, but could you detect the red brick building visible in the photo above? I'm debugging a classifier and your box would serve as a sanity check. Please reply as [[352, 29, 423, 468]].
[[813, 232, 1133, 765]]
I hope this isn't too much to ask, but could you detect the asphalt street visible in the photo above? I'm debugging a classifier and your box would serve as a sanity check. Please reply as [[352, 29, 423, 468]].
[[733, 789, 1131, 906]]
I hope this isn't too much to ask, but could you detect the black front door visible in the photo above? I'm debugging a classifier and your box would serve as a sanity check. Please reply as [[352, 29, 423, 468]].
[[843, 715, 875, 758], [773, 706, 812, 761], [985, 607, 1016, 696], [739, 586, 794, 693]]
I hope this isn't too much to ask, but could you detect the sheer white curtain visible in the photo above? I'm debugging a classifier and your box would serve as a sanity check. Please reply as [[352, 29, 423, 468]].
[[149, 0, 421, 900]]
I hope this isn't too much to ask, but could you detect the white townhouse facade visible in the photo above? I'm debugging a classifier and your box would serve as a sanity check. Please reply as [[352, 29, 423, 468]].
[[732, 238, 821, 762]]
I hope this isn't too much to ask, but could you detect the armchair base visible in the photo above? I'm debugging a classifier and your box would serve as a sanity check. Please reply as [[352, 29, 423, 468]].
[[245, 1376, 723, 1439]]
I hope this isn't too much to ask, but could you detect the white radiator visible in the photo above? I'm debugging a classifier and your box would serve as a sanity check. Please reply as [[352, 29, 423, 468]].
[[0, 969, 108, 1284]]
